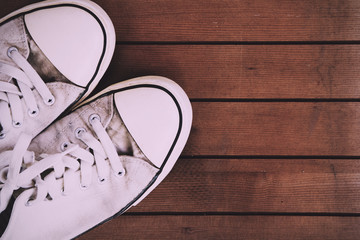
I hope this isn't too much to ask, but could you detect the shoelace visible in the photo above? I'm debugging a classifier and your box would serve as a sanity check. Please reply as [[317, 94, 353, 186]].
[[0, 114, 125, 213], [0, 47, 55, 138]]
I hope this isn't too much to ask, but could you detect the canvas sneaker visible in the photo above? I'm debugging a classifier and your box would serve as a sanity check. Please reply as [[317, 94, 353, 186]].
[[0, 76, 193, 239], [0, 0, 116, 152]]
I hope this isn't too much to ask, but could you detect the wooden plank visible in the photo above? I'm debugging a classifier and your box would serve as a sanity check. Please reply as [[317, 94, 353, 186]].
[[79, 215, 360, 240], [3, 3, 360, 99], [0, 0, 36, 19], [184, 102, 360, 156], [2, 0, 360, 41], [129, 158, 360, 213], [96, 0, 360, 42], [97, 45, 360, 99]]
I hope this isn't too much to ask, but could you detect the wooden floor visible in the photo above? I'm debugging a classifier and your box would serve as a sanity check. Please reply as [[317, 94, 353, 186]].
[[3, 0, 360, 239]]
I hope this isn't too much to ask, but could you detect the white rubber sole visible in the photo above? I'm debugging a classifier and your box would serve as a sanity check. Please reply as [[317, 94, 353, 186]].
[[77, 76, 193, 208], [0, 0, 116, 103]]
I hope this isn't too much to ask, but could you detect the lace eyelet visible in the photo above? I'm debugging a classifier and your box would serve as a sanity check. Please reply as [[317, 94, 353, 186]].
[[117, 169, 126, 177], [28, 109, 39, 117], [0, 168, 8, 182], [80, 184, 88, 190], [75, 127, 86, 139], [60, 142, 70, 151], [44, 96, 55, 106], [12, 121, 22, 128], [98, 177, 106, 184], [88, 114, 101, 125], [7, 47, 18, 58], [0, 132, 6, 139]]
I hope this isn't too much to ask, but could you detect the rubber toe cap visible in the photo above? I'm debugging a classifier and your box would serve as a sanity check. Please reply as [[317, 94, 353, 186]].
[[25, 5, 105, 87], [114, 84, 181, 168]]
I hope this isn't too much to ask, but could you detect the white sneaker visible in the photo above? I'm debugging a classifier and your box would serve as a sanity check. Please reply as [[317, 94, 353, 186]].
[[0, 76, 193, 240], [0, 0, 116, 151]]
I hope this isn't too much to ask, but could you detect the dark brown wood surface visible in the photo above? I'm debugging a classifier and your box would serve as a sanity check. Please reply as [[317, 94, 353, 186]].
[[130, 158, 360, 213], [185, 102, 360, 156], [3, 0, 360, 239], [80, 215, 360, 240], [103, 45, 360, 99], [3, 0, 360, 42]]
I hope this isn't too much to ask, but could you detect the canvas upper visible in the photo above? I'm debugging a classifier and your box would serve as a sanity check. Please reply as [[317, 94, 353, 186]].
[[0, 0, 116, 152], [0, 76, 193, 239]]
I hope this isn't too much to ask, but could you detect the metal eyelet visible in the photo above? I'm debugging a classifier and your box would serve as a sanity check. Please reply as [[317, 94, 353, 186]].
[[0, 132, 6, 139], [0, 167, 8, 182], [98, 177, 106, 184], [117, 169, 126, 177], [60, 142, 70, 151], [7, 47, 18, 58], [88, 114, 101, 125], [28, 109, 39, 117], [75, 127, 86, 139], [12, 121, 22, 128], [44, 96, 55, 106]]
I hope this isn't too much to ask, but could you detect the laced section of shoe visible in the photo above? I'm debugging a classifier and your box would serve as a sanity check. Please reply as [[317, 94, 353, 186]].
[[0, 47, 55, 138], [0, 114, 125, 213]]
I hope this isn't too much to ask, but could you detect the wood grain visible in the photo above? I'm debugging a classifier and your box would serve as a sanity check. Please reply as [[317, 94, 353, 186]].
[[129, 158, 360, 213], [79, 215, 360, 240], [95, 0, 360, 42], [184, 102, 360, 156], [0, 0, 36, 19], [2, 0, 360, 42], [96, 45, 360, 99], [2, 1, 360, 240]]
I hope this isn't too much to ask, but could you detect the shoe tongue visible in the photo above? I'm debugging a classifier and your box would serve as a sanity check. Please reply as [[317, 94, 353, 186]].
[[28, 95, 115, 155], [0, 16, 29, 81], [28, 94, 150, 165]]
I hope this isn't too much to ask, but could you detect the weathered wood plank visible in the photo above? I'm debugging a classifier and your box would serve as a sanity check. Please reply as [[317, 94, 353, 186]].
[[0, 0, 36, 19], [3, 0, 360, 41], [129, 158, 360, 213], [3, 2, 360, 240], [184, 102, 360, 156], [96, 0, 360, 42], [79, 215, 360, 240], [97, 45, 360, 99]]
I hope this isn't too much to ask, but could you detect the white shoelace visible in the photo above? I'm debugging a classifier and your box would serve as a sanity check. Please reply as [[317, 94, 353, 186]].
[[0, 47, 55, 138], [0, 115, 125, 213]]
